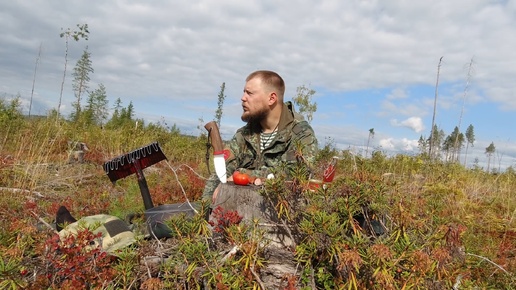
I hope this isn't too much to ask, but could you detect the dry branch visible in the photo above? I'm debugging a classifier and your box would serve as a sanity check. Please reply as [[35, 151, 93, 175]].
[[0, 187, 45, 198], [467, 253, 510, 276]]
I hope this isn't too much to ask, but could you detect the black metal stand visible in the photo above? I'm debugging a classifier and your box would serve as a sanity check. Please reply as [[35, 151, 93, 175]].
[[133, 158, 154, 210]]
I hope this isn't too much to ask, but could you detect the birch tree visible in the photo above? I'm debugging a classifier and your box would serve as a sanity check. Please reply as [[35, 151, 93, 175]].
[[292, 84, 317, 123]]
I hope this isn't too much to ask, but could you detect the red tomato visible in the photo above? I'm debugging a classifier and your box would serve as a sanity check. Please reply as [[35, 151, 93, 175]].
[[233, 172, 250, 185]]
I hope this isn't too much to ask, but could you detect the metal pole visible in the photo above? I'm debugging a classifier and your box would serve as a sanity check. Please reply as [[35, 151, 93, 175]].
[[133, 158, 154, 210]]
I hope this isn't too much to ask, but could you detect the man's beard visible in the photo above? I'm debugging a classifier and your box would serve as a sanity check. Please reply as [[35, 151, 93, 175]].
[[241, 106, 268, 123]]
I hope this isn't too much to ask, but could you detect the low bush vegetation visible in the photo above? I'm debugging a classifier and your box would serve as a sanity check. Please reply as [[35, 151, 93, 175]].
[[0, 113, 515, 289]]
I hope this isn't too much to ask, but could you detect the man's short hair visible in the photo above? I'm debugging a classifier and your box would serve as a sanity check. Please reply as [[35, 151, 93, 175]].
[[246, 70, 285, 100]]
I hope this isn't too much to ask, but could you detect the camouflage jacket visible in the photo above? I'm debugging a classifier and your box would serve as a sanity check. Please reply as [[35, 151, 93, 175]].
[[203, 101, 318, 199]]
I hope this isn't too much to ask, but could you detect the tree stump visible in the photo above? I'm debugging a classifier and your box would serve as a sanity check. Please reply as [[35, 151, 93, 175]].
[[212, 183, 299, 288], [212, 183, 296, 248]]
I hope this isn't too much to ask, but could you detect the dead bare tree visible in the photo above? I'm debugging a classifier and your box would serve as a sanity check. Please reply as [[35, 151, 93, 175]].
[[57, 24, 89, 122], [429, 56, 443, 158], [454, 57, 475, 162], [29, 43, 42, 117], [365, 128, 374, 158]]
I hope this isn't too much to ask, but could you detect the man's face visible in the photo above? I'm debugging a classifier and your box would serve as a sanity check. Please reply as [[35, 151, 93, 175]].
[[241, 77, 270, 122]]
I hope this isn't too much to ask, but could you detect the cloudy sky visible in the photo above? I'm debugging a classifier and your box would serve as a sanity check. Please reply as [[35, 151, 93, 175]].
[[1, 0, 515, 170]]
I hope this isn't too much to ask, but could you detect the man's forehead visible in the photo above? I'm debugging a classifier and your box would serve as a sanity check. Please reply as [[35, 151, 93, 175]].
[[245, 77, 264, 90]]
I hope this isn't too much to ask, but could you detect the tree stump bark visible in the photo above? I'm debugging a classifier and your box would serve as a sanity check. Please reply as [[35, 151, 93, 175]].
[[212, 183, 299, 288], [212, 183, 296, 248]]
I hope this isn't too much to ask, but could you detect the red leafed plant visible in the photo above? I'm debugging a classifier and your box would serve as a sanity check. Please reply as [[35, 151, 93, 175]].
[[208, 206, 243, 235], [44, 228, 115, 289]]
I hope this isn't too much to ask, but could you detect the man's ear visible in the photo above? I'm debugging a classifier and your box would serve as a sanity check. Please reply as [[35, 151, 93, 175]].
[[268, 92, 278, 105]]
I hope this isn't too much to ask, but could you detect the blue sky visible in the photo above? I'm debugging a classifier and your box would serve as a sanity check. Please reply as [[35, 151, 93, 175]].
[[1, 0, 515, 170]]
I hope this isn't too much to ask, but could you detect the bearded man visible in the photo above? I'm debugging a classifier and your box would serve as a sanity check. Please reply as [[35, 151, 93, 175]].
[[203, 70, 318, 201]]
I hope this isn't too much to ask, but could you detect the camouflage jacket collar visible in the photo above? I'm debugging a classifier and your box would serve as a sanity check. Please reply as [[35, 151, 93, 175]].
[[239, 101, 304, 153], [242, 101, 299, 134]]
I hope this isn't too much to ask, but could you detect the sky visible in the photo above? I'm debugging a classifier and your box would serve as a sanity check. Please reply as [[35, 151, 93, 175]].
[[1, 0, 516, 170]]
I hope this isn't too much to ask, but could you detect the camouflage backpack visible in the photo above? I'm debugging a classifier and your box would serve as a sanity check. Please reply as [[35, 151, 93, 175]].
[[58, 214, 136, 254]]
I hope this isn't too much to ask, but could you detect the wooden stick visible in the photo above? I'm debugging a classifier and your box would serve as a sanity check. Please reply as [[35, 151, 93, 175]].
[[0, 187, 45, 198], [467, 253, 510, 275], [29, 210, 57, 233]]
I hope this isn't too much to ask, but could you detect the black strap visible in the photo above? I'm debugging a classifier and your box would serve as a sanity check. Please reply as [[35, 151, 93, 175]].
[[104, 219, 131, 237], [205, 128, 212, 175]]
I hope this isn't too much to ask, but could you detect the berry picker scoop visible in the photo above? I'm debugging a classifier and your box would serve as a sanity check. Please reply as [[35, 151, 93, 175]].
[[103, 142, 167, 210], [102, 142, 195, 239]]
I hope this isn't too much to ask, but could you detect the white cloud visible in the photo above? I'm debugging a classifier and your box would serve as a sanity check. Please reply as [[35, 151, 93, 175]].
[[1, 0, 516, 170], [386, 87, 408, 100], [379, 138, 395, 150], [378, 137, 420, 152], [391, 117, 425, 133], [381, 100, 428, 118], [401, 138, 419, 151]]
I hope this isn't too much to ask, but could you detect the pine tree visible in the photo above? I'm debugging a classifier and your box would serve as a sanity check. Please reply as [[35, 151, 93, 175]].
[[448, 126, 464, 162], [418, 135, 428, 154], [106, 98, 122, 129], [106, 99, 136, 129], [442, 127, 464, 162], [485, 142, 495, 172], [427, 125, 444, 159], [214, 82, 226, 127], [83, 84, 108, 126], [121, 101, 134, 121], [464, 124, 475, 167], [71, 47, 94, 122]]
